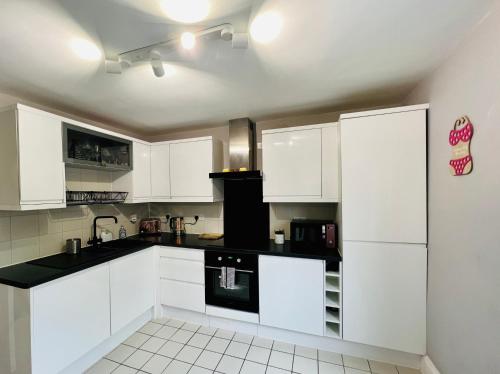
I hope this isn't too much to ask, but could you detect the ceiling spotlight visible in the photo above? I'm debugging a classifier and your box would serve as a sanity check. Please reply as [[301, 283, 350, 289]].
[[181, 32, 196, 50], [161, 0, 210, 23], [70, 38, 102, 61], [150, 50, 165, 77], [220, 26, 234, 41], [250, 11, 283, 44]]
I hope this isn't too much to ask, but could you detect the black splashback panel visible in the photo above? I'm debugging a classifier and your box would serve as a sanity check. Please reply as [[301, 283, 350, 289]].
[[223, 178, 269, 249]]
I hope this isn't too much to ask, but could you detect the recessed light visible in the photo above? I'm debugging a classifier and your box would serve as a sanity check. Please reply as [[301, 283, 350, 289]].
[[250, 11, 283, 44], [70, 38, 102, 61], [161, 0, 210, 23], [181, 32, 196, 50]]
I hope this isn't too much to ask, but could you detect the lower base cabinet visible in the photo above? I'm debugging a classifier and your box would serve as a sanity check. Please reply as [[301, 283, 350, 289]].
[[259, 255, 325, 336], [32, 264, 111, 374], [343, 241, 427, 354], [110, 248, 156, 334]]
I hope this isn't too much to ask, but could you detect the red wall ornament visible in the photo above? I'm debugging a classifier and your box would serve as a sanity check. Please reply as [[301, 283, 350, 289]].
[[449, 116, 474, 176]]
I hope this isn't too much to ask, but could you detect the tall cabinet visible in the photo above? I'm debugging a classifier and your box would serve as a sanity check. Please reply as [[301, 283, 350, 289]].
[[340, 105, 428, 355]]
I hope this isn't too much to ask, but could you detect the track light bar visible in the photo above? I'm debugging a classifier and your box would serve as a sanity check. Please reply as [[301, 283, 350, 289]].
[[105, 23, 248, 75]]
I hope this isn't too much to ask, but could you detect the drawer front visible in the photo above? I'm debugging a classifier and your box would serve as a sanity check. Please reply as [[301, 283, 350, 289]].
[[160, 279, 205, 313], [160, 257, 204, 284], [158, 246, 204, 262]]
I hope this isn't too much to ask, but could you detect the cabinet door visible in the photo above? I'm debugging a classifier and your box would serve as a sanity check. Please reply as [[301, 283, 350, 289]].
[[110, 249, 155, 334], [160, 279, 205, 313], [259, 255, 324, 335], [170, 140, 212, 197], [321, 125, 340, 201], [151, 144, 171, 199], [343, 241, 427, 354], [17, 109, 65, 204], [341, 110, 427, 243], [263, 128, 322, 198], [32, 264, 110, 374], [132, 142, 152, 199]]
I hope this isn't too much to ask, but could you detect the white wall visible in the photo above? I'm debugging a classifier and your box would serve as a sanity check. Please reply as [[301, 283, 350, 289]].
[[406, 2, 500, 373]]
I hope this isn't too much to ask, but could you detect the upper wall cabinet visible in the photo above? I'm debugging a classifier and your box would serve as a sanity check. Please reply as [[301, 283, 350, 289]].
[[150, 142, 171, 201], [113, 141, 152, 203], [340, 105, 427, 244], [169, 137, 223, 202], [262, 123, 340, 203], [0, 104, 66, 210]]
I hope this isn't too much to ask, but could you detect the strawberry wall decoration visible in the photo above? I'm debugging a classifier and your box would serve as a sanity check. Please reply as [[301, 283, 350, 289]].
[[449, 115, 474, 176]]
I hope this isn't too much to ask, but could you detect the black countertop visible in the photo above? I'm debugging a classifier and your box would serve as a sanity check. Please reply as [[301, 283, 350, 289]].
[[0, 233, 341, 289]]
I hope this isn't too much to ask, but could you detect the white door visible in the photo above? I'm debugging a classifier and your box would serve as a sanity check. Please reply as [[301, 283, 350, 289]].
[[343, 241, 427, 354], [110, 249, 155, 334], [170, 140, 212, 197], [259, 255, 324, 336], [32, 264, 110, 374], [341, 109, 427, 243], [263, 128, 322, 197], [151, 144, 171, 199], [17, 109, 65, 204], [133, 142, 152, 199]]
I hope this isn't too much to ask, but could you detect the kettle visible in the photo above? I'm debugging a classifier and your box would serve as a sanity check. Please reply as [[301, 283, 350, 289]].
[[167, 215, 199, 236]]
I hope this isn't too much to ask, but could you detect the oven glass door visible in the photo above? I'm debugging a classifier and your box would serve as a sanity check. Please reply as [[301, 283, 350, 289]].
[[205, 266, 258, 313]]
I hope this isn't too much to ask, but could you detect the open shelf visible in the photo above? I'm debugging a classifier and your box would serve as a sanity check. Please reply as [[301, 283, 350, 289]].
[[325, 308, 340, 323], [325, 292, 340, 308], [325, 277, 340, 292], [325, 271, 340, 278], [325, 322, 340, 338]]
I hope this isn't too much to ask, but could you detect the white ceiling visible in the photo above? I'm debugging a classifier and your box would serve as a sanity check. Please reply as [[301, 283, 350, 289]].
[[0, 0, 495, 133]]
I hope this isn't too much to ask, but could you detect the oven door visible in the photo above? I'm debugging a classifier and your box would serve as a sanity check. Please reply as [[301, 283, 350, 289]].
[[205, 266, 259, 313]]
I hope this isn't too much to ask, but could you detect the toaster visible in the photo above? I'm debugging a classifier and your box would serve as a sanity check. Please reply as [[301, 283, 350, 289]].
[[139, 218, 162, 235]]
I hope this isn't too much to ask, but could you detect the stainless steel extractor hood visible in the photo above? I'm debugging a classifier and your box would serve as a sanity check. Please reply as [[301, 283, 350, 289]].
[[210, 118, 262, 179]]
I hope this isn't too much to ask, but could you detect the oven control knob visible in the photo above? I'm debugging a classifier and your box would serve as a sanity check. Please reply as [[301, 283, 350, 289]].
[[237, 258, 241, 263], [218, 257, 222, 261]]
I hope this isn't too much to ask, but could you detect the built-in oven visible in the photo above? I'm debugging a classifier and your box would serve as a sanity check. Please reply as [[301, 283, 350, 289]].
[[205, 251, 259, 313]]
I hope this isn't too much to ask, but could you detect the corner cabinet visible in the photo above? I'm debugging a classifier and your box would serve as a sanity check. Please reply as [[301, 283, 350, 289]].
[[169, 137, 223, 202], [113, 141, 152, 203], [259, 255, 325, 336], [150, 142, 171, 201], [0, 104, 66, 210], [262, 123, 340, 203]]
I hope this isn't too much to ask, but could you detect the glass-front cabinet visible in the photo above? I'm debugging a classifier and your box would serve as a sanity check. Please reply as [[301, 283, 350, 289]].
[[63, 123, 132, 170]]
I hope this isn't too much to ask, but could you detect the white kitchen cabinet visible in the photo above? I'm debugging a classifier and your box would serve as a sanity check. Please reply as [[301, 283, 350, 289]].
[[340, 106, 427, 243], [113, 141, 152, 203], [0, 104, 65, 210], [259, 255, 325, 336], [150, 142, 171, 201], [110, 248, 155, 334], [158, 246, 205, 313], [169, 137, 223, 202], [343, 241, 427, 354], [262, 123, 339, 202], [32, 264, 111, 374]]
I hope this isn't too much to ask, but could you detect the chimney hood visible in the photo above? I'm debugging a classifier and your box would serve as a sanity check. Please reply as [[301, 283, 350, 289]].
[[209, 118, 262, 180]]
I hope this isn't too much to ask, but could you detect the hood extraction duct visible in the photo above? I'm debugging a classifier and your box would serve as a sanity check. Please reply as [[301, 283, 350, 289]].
[[209, 118, 262, 179]]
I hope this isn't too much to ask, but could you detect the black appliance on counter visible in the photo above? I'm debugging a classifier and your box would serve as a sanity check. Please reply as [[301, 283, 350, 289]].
[[290, 219, 337, 250], [205, 251, 259, 313]]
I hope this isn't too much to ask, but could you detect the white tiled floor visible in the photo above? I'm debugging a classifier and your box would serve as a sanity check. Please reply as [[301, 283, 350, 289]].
[[86, 319, 422, 374]]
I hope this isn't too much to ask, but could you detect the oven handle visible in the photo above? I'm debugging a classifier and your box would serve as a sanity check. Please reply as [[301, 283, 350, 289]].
[[205, 266, 254, 274]]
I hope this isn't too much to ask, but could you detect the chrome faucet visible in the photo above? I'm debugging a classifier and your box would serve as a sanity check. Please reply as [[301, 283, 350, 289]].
[[89, 216, 118, 248]]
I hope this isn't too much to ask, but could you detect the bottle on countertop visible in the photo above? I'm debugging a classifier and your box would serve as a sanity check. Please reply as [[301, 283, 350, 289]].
[[119, 225, 127, 239]]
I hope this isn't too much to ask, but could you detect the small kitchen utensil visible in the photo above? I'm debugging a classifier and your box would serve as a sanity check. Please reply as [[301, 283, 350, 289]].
[[139, 218, 162, 235], [167, 215, 199, 236], [65, 238, 81, 255]]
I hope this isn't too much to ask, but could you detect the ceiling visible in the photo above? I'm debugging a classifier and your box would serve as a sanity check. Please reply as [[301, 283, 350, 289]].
[[0, 0, 495, 134]]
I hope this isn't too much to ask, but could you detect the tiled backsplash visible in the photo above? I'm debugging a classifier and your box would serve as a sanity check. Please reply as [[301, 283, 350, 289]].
[[0, 204, 149, 268], [149, 202, 336, 240], [0, 196, 336, 268]]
